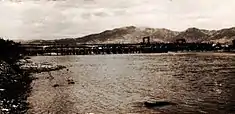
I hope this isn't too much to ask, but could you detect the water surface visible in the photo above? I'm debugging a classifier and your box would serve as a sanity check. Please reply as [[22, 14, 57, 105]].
[[28, 53, 235, 114]]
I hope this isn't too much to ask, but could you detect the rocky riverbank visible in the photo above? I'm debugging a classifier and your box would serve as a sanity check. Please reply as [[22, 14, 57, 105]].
[[0, 60, 31, 114], [19, 59, 66, 74], [0, 58, 66, 114]]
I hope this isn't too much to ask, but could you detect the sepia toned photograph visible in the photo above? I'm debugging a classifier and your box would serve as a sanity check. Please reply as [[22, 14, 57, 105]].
[[0, 0, 235, 113]]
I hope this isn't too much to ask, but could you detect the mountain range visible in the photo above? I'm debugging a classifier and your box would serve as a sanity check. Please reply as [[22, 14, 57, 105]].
[[27, 26, 235, 44]]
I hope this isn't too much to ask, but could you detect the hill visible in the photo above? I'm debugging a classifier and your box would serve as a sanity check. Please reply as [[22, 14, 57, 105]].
[[26, 26, 235, 44]]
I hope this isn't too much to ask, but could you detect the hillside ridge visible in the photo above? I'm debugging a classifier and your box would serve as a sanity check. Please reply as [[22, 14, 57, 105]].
[[26, 26, 235, 44]]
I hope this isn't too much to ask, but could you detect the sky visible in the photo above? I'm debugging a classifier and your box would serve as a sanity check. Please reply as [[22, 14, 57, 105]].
[[0, 0, 235, 40]]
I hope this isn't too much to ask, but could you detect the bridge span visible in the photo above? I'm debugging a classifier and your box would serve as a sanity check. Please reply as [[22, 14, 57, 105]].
[[20, 42, 225, 56]]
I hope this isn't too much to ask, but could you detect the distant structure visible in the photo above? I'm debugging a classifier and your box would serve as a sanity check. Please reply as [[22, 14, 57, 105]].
[[142, 36, 150, 44]]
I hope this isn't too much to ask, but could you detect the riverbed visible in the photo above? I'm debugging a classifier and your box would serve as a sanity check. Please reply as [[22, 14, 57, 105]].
[[27, 53, 235, 114]]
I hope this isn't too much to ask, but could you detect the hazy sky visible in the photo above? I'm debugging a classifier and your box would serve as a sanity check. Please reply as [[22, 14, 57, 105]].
[[1, 0, 235, 40]]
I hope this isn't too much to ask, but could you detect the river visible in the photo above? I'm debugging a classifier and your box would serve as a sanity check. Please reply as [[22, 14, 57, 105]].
[[27, 53, 235, 114]]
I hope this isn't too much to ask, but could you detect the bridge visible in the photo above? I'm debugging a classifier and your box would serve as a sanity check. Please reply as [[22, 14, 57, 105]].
[[20, 37, 233, 56]]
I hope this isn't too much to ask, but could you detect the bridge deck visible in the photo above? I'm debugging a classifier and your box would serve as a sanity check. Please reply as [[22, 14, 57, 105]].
[[20, 43, 232, 56]]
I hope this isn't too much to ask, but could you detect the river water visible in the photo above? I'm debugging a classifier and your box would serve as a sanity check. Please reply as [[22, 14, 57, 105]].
[[27, 53, 235, 114]]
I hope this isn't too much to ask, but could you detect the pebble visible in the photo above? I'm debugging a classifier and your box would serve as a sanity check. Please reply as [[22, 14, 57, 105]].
[[1, 108, 10, 112], [52, 84, 60, 88], [0, 89, 5, 91], [12, 105, 18, 108]]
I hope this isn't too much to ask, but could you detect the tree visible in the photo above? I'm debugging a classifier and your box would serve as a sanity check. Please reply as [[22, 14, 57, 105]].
[[0, 38, 23, 65]]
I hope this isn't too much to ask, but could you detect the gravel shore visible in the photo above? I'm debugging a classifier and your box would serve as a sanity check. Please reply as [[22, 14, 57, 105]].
[[0, 58, 66, 114]]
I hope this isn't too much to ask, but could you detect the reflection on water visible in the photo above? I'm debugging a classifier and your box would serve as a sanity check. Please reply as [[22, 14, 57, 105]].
[[30, 53, 235, 113]]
